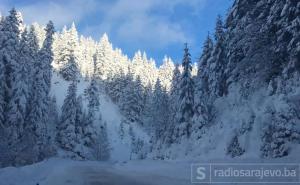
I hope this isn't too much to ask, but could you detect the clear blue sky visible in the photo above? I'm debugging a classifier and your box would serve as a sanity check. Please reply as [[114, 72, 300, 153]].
[[0, 0, 233, 65]]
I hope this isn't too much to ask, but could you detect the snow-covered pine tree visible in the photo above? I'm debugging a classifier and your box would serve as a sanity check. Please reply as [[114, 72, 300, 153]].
[[0, 9, 27, 166], [197, 34, 214, 81], [0, 8, 23, 141], [75, 95, 84, 139], [118, 121, 125, 140], [86, 75, 100, 110], [120, 72, 144, 123], [16, 25, 43, 166], [0, 50, 4, 129], [25, 26, 45, 140], [95, 121, 110, 161], [26, 26, 40, 99], [193, 34, 214, 131], [39, 21, 55, 95], [106, 68, 126, 103], [129, 125, 136, 160], [60, 54, 79, 81], [176, 44, 194, 138], [208, 15, 227, 97], [56, 23, 80, 80], [48, 96, 59, 140], [79, 36, 97, 78], [6, 29, 29, 142], [140, 82, 154, 131], [57, 80, 79, 155], [0, 15, 4, 129], [165, 65, 182, 144], [159, 56, 175, 92], [151, 79, 170, 143], [35, 21, 55, 159], [31, 22, 46, 49], [131, 51, 144, 79], [94, 33, 114, 80], [83, 75, 99, 148], [131, 138, 146, 160]]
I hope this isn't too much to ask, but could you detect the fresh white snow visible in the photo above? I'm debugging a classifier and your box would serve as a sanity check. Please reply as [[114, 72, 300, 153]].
[[0, 158, 190, 185]]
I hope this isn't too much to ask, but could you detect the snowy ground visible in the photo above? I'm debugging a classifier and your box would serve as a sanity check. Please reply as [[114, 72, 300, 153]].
[[0, 158, 191, 185], [2, 157, 300, 185]]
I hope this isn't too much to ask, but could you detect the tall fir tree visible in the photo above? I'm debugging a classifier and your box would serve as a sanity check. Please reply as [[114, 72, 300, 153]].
[[120, 72, 144, 123], [55, 22, 80, 80], [75, 95, 85, 139], [39, 21, 54, 96], [6, 29, 29, 141], [176, 44, 194, 138], [159, 56, 175, 92], [166, 65, 182, 143], [83, 75, 99, 148], [94, 33, 113, 80], [60, 54, 79, 81], [151, 79, 170, 142], [193, 34, 214, 130], [57, 80, 78, 153], [95, 121, 110, 160], [0, 8, 23, 139], [26, 21, 55, 161], [208, 15, 227, 97], [26, 26, 40, 115]]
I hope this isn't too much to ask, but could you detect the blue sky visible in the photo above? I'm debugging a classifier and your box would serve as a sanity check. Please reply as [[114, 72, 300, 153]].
[[0, 0, 233, 65]]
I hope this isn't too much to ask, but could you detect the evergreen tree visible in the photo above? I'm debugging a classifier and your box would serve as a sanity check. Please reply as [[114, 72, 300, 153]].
[[57, 80, 78, 153], [0, 14, 5, 127], [25, 21, 55, 161], [0, 50, 4, 128], [159, 56, 175, 92], [39, 21, 54, 95], [176, 44, 194, 138], [60, 54, 79, 81], [95, 121, 110, 160], [83, 106, 97, 148], [166, 65, 181, 143], [6, 29, 29, 140], [83, 75, 99, 148], [79, 36, 97, 78], [0, 9, 27, 166], [0, 8, 23, 139], [151, 79, 170, 142], [208, 15, 227, 97], [55, 22, 80, 80], [31, 22, 46, 49], [129, 125, 136, 160], [94, 33, 113, 80], [75, 95, 84, 138], [120, 72, 144, 123], [119, 121, 125, 140], [86, 75, 100, 110], [193, 34, 214, 130], [108, 69, 127, 103], [48, 96, 59, 140], [141, 83, 154, 131], [26, 26, 39, 106]]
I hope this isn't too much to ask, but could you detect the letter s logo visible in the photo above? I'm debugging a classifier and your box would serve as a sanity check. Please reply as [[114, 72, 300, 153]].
[[196, 167, 206, 180]]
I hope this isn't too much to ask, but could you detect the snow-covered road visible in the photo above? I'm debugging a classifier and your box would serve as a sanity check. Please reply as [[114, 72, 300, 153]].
[[79, 166, 187, 185], [2, 158, 299, 185], [0, 158, 191, 185]]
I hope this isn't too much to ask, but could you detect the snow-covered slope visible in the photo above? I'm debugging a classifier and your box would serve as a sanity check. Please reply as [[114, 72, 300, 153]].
[[51, 72, 149, 161]]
